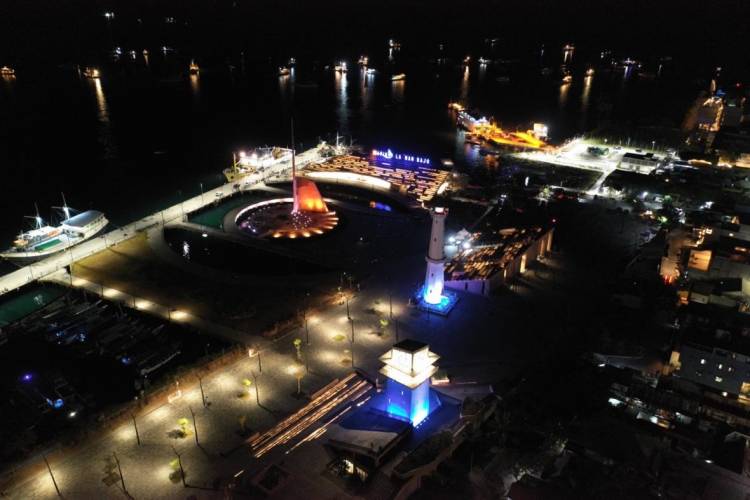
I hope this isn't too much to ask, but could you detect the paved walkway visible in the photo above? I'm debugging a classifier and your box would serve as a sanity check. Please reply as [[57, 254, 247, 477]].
[[0, 147, 324, 298], [4, 246, 577, 499], [43, 271, 256, 345]]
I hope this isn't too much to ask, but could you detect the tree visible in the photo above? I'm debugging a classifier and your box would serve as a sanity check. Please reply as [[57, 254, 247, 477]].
[[177, 418, 189, 438], [242, 378, 253, 397]]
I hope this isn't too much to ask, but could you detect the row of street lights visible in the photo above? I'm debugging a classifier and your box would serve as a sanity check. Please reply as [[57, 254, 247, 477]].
[[39, 280, 405, 497]]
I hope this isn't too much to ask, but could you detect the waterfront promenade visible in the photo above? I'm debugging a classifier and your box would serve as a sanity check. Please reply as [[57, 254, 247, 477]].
[[0, 147, 323, 298]]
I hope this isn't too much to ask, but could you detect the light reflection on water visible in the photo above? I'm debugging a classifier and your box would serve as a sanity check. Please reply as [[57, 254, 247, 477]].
[[93, 78, 117, 159], [558, 82, 569, 108], [189, 73, 200, 100], [391, 79, 404, 104], [335, 70, 349, 135], [459, 65, 469, 102], [361, 69, 373, 119], [581, 75, 592, 111]]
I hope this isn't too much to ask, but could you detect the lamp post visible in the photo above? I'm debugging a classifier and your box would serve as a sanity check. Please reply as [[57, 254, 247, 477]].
[[131, 414, 141, 445], [305, 292, 310, 345], [346, 294, 350, 319], [251, 370, 260, 405], [171, 446, 186, 487], [199, 182, 204, 204], [189, 406, 199, 446], [112, 452, 128, 495], [197, 375, 207, 408], [304, 311, 310, 346], [43, 455, 61, 497], [349, 319, 355, 368], [248, 347, 262, 373]]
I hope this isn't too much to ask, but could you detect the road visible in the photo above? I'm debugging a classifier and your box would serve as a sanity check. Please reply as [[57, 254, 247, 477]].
[[0, 147, 323, 298]]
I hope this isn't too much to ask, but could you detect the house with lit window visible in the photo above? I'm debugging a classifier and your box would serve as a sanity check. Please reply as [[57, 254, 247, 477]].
[[670, 343, 750, 397], [444, 226, 553, 296]]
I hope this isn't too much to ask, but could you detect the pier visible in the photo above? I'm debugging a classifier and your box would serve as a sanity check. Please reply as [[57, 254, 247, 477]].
[[0, 146, 323, 298]]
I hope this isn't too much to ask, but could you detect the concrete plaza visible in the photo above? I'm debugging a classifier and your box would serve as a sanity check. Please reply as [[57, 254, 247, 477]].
[[3, 243, 577, 499]]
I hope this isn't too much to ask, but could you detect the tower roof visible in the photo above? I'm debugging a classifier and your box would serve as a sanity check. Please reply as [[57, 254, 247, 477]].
[[392, 339, 428, 353], [379, 340, 439, 389]]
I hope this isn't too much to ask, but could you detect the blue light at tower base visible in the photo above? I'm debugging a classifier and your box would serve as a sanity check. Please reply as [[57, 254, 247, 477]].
[[416, 285, 459, 316], [382, 378, 435, 426]]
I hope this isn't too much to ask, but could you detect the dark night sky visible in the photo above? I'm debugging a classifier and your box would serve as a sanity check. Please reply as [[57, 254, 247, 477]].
[[0, 0, 748, 77]]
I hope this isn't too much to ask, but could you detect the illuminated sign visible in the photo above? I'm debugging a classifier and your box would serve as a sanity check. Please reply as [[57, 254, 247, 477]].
[[372, 148, 431, 165]]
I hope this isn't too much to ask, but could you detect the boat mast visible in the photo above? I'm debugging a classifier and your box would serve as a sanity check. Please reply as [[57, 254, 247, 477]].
[[52, 193, 72, 221], [61, 193, 70, 219], [34, 203, 42, 229]]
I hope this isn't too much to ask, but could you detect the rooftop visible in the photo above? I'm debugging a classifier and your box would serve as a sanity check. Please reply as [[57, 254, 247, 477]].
[[63, 210, 104, 228], [304, 154, 450, 203], [393, 339, 428, 353], [446, 227, 547, 281]]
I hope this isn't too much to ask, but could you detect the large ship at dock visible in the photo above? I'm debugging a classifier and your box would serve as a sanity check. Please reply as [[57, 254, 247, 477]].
[[1, 205, 108, 263], [451, 107, 548, 150], [223, 147, 293, 182]]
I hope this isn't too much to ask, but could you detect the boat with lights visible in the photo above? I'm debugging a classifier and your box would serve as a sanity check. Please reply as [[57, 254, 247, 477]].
[[391, 73, 406, 81], [82, 67, 100, 79], [456, 111, 547, 150], [224, 147, 293, 182], [1, 200, 108, 263], [0, 66, 15, 77]]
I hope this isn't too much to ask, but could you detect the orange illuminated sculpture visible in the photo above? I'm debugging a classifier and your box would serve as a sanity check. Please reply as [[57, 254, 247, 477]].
[[235, 121, 338, 239]]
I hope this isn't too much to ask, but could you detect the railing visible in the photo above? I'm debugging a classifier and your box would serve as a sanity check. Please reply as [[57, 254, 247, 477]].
[[0, 147, 323, 298]]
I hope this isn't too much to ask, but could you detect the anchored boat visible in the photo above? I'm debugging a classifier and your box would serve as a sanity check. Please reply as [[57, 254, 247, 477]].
[[1, 200, 108, 263]]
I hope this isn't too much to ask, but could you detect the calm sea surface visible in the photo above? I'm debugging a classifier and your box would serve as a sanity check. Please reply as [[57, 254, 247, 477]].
[[0, 45, 701, 274]]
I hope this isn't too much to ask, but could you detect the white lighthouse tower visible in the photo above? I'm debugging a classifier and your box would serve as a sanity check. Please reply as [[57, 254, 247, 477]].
[[423, 207, 447, 305]]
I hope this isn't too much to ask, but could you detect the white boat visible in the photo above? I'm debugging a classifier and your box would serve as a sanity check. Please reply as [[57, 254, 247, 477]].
[[391, 73, 405, 81], [1, 204, 108, 263], [334, 62, 348, 73], [224, 147, 293, 182], [278, 66, 291, 76]]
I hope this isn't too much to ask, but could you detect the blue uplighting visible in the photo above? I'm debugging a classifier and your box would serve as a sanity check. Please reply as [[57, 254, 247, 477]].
[[381, 378, 434, 427], [417, 285, 458, 315]]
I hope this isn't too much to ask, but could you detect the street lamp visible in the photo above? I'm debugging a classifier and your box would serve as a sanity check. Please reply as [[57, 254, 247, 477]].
[[171, 446, 187, 487], [251, 370, 260, 404], [43, 455, 62, 497], [248, 347, 262, 373], [197, 375, 207, 408], [131, 414, 141, 445], [304, 310, 309, 345], [349, 319, 355, 368]]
